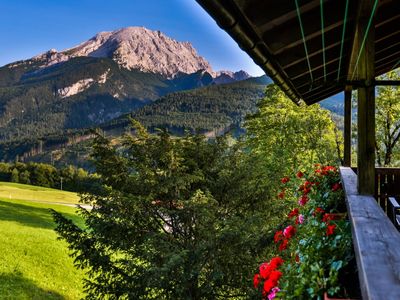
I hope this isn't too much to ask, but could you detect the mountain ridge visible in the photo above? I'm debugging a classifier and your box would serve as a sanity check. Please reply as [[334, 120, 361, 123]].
[[0, 27, 254, 144]]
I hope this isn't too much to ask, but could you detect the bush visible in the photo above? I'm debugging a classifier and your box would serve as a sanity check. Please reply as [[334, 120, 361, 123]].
[[253, 166, 355, 299]]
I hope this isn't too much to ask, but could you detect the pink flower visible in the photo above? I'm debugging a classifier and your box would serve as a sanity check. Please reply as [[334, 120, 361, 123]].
[[297, 214, 305, 224], [268, 287, 280, 300]]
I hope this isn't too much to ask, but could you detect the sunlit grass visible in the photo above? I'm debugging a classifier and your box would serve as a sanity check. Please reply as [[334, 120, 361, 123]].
[[0, 182, 80, 204], [0, 184, 85, 299]]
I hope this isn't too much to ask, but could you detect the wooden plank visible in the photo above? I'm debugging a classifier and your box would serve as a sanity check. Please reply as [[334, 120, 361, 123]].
[[340, 167, 400, 300], [344, 89, 352, 166]]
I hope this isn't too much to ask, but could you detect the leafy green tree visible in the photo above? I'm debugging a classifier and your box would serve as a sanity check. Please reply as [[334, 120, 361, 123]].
[[244, 84, 339, 194], [10, 168, 19, 183], [0, 163, 11, 181], [52, 122, 271, 299], [19, 170, 31, 184], [28, 163, 58, 187], [375, 70, 400, 166]]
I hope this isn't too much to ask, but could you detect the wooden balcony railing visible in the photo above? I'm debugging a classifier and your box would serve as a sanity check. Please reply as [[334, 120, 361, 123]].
[[352, 167, 400, 229], [375, 167, 400, 211], [340, 167, 400, 300]]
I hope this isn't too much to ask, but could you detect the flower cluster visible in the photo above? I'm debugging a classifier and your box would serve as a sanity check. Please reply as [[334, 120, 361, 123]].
[[254, 165, 353, 299], [253, 257, 284, 299]]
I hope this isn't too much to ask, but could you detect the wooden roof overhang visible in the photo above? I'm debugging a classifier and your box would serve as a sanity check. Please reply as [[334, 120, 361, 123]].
[[196, 0, 400, 105]]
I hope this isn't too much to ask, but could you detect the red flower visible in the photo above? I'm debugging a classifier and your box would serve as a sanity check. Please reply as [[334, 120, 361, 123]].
[[299, 182, 312, 194], [253, 274, 261, 288], [259, 262, 270, 279], [283, 225, 296, 239], [269, 257, 284, 269], [281, 176, 290, 184], [274, 230, 283, 243], [326, 224, 336, 236], [269, 270, 282, 284], [279, 239, 288, 251], [324, 166, 337, 172], [332, 182, 342, 192], [296, 171, 304, 178], [321, 165, 337, 176], [263, 279, 275, 295], [314, 207, 325, 216], [304, 181, 313, 188], [278, 190, 285, 199], [323, 213, 343, 223], [298, 195, 309, 206], [295, 254, 300, 263], [287, 208, 299, 218]]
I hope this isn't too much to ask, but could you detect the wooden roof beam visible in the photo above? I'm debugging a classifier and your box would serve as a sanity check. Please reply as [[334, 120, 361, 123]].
[[247, 0, 320, 32], [281, 40, 346, 69], [269, 21, 344, 55]]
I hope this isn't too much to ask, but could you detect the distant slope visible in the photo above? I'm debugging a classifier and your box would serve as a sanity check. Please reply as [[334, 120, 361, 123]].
[[105, 76, 271, 135], [0, 76, 270, 163]]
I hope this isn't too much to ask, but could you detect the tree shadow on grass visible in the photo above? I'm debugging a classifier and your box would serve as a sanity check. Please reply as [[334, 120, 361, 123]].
[[0, 199, 78, 230], [0, 272, 65, 299]]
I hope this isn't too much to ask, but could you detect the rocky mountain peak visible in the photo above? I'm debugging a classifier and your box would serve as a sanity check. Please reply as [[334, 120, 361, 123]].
[[34, 26, 214, 78]]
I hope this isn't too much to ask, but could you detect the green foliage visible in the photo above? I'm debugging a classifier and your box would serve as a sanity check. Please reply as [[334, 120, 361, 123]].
[[0, 162, 98, 193], [52, 123, 274, 299], [375, 70, 400, 166], [11, 168, 19, 183], [245, 84, 340, 193]]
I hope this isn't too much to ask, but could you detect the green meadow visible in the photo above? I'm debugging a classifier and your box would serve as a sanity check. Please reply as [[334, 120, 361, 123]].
[[0, 182, 85, 299]]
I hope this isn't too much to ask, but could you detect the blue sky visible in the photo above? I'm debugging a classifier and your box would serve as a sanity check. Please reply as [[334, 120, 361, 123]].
[[0, 0, 264, 76]]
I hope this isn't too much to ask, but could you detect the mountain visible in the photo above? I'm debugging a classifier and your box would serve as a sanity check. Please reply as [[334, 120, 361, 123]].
[[213, 70, 251, 84], [0, 75, 271, 165], [0, 27, 252, 143], [30, 27, 213, 78]]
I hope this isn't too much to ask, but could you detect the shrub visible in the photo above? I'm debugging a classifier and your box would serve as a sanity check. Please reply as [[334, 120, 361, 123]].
[[254, 166, 354, 299]]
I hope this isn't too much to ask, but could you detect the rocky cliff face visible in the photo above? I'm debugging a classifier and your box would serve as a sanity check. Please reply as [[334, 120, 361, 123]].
[[32, 27, 213, 78]]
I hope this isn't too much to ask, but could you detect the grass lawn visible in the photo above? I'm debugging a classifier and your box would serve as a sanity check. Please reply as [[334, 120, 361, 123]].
[[0, 182, 80, 204], [0, 182, 86, 299]]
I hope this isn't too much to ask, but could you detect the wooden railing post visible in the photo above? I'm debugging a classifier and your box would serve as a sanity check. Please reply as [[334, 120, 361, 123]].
[[344, 88, 352, 167], [355, 1, 376, 195]]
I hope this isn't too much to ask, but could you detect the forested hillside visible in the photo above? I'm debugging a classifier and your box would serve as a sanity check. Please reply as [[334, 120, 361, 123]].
[[106, 76, 271, 135]]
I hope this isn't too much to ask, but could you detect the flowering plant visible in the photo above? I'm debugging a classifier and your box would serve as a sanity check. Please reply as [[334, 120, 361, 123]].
[[254, 166, 354, 299]]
